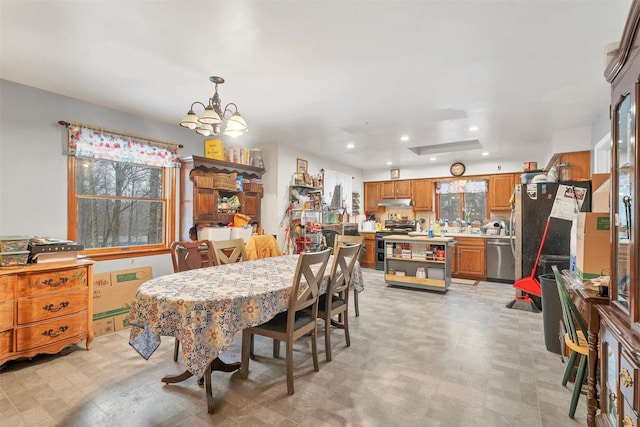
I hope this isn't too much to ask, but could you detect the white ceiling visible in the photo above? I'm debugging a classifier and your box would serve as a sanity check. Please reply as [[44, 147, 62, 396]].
[[0, 0, 632, 170]]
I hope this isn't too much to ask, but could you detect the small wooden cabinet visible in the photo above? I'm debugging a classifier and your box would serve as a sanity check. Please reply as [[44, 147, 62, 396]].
[[381, 180, 412, 199], [360, 232, 376, 269], [488, 174, 515, 211], [412, 179, 433, 211], [451, 237, 486, 281], [180, 156, 265, 241], [364, 182, 382, 212], [0, 260, 94, 367]]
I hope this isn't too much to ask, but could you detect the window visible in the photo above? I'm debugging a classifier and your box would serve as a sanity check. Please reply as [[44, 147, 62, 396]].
[[67, 126, 178, 259], [436, 180, 488, 223]]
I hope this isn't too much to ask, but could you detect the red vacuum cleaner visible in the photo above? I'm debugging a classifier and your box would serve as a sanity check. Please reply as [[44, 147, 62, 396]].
[[507, 216, 550, 312]]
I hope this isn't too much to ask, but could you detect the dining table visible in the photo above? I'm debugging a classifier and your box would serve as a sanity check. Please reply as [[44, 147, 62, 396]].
[[128, 253, 364, 413]]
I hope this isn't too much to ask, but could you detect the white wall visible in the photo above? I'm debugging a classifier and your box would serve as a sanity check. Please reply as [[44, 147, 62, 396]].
[[362, 159, 525, 182], [0, 79, 366, 273], [1, 80, 222, 276]]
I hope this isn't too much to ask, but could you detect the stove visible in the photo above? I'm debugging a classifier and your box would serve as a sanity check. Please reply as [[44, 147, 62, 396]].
[[375, 220, 416, 270]]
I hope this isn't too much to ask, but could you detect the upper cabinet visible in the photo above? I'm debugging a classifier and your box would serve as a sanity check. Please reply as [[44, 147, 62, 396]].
[[488, 174, 515, 211], [412, 179, 433, 211], [381, 180, 412, 199], [364, 182, 382, 212]]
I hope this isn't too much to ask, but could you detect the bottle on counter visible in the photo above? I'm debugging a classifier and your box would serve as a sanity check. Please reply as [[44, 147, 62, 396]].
[[433, 220, 440, 235]]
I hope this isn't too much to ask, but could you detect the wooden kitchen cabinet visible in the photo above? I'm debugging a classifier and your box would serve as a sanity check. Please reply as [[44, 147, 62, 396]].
[[364, 182, 382, 213], [412, 179, 433, 211], [360, 232, 376, 269], [488, 174, 515, 211], [555, 151, 591, 181], [180, 156, 265, 241], [451, 237, 486, 281], [0, 260, 94, 367], [381, 180, 412, 199]]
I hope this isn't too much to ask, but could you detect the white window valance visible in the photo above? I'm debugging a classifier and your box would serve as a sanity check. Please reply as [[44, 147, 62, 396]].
[[435, 179, 487, 194]]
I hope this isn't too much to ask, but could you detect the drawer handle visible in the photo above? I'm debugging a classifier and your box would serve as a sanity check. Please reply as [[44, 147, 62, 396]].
[[42, 301, 70, 312], [610, 391, 617, 402], [42, 277, 70, 287], [624, 415, 634, 427], [622, 368, 634, 387], [42, 325, 69, 338]]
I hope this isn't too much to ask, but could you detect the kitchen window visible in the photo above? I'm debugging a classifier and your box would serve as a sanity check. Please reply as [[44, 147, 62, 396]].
[[66, 125, 178, 260], [435, 179, 488, 222]]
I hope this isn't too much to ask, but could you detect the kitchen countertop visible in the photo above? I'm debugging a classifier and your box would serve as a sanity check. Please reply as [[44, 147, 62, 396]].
[[361, 230, 513, 239]]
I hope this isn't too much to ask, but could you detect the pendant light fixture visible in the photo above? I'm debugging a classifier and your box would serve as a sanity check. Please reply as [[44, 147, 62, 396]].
[[180, 76, 248, 137]]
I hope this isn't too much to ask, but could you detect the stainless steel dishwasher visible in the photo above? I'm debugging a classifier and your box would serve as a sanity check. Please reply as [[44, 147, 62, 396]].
[[486, 238, 515, 283]]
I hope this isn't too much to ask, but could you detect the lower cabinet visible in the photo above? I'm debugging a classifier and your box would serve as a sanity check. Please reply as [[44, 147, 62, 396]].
[[361, 232, 376, 269], [0, 260, 94, 367], [452, 237, 486, 281], [597, 308, 640, 427]]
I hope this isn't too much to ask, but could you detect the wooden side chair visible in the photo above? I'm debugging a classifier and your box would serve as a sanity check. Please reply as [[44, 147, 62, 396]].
[[552, 265, 589, 419], [318, 243, 361, 362], [169, 240, 215, 361], [335, 235, 365, 317], [211, 238, 247, 265], [240, 249, 331, 395]]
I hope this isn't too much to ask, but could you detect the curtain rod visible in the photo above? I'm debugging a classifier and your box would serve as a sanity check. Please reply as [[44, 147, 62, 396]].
[[57, 120, 184, 149]]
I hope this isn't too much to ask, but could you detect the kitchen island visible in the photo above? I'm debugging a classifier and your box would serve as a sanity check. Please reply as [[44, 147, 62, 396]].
[[382, 235, 456, 292]]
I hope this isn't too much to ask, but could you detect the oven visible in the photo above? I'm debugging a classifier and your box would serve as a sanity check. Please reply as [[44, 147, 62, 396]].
[[375, 220, 416, 270]]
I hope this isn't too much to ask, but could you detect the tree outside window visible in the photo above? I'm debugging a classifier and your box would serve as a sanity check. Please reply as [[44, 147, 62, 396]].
[[436, 180, 488, 223]]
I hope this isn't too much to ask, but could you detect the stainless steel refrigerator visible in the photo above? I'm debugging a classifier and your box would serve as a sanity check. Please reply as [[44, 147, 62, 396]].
[[510, 181, 592, 281]]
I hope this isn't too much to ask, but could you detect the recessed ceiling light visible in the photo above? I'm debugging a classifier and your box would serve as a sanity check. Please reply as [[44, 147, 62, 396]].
[[386, 161, 393, 166], [481, 151, 489, 156], [400, 135, 410, 141], [429, 157, 437, 161], [346, 143, 354, 149], [469, 126, 479, 132]]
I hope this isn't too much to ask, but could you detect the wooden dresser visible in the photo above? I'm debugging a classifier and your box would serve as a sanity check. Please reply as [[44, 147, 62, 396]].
[[0, 260, 94, 367]]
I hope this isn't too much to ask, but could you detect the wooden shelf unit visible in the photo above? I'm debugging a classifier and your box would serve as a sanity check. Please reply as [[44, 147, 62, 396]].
[[382, 235, 455, 293]]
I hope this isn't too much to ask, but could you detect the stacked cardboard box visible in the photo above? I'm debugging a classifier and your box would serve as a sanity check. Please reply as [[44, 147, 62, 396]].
[[92, 267, 152, 336], [571, 213, 610, 282]]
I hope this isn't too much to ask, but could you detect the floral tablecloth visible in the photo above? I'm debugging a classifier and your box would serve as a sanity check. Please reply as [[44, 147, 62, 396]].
[[128, 254, 363, 379]]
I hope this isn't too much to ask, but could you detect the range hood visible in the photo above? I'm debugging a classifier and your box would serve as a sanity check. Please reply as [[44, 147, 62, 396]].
[[378, 198, 412, 207]]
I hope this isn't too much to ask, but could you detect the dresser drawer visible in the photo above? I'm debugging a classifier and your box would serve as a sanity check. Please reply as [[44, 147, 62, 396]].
[[0, 301, 13, 331], [621, 350, 640, 411], [16, 312, 87, 351], [622, 395, 640, 427], [18, 289, 88, 324], [18, 267, 89, 297], [0, 330, 12, 354], [0, 275, 15, 300]]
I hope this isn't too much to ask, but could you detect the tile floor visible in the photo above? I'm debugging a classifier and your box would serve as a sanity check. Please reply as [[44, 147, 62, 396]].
[[0, 269, 587, 426]]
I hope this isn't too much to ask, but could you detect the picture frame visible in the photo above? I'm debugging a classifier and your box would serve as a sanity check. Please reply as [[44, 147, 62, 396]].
[[390, 168, 400, 179], [296, 158, 308, 173]]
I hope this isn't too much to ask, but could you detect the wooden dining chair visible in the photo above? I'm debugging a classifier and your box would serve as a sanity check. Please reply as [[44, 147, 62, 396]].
[[169, 240, 215, 361], [240, 249, 331, 395], [335, 235, 365, 317], [318, 243, 361, 362], [211, 238, 247, 265], [552, 265, 589, 419]]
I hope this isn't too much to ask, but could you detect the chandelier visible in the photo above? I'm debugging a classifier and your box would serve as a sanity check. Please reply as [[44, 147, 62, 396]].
[[180, 76, 248, 137]]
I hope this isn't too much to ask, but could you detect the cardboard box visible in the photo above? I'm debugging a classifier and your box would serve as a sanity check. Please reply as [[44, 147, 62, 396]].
[[204, 139, 225, 160], [592, 177, 610, 213], [92, 267, 152, 336], [571, 213, 611, 282]]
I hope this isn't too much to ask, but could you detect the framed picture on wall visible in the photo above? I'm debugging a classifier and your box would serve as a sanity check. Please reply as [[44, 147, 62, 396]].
[[297, 158, 308, 173], [390, 168, 400, 179]]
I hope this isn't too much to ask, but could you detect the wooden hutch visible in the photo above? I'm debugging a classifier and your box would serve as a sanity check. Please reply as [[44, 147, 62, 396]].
[[179, 156, 265, 241], [597, 2, 640, 426]]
